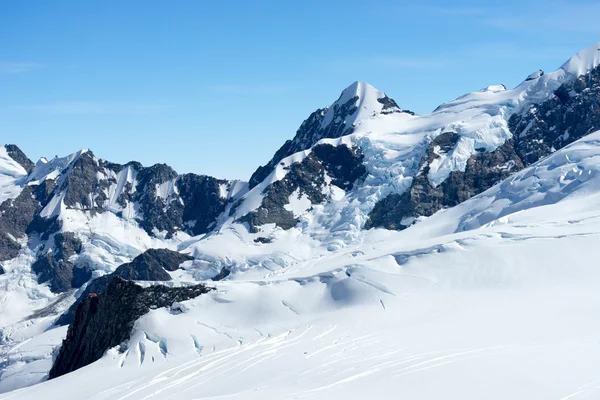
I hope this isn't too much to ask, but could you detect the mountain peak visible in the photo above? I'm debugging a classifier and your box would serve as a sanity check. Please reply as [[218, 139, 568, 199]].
[[248, 81, 405, 188], [335, 81, 381, 104], [321, 81, 401, 128]]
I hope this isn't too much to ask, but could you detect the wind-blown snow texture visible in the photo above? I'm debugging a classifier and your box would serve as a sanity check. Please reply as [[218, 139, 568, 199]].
[[2, 42, 600, 399]]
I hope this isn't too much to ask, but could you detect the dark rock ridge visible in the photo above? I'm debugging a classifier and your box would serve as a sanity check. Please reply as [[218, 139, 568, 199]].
[[249, 86, 403, 189], [61, 152, 110, 211], [0, 147, 230, 294], [31, 232, 89, 292], [4, 144, 34, 172], [366, 134, 523, 230], [36, 152, 232, 239], [367, 65, 600, 231], [135, 171, 230, 237], [49, 277, 212, 379], [57, 248, 194, 325], [0, 178, 64, 262], [0, 186, 42, 261], [241, 144, 366, 233], [510, 65, 600, 165]]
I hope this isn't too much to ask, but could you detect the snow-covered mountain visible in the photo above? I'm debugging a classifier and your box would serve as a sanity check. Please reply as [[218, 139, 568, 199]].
[[1, 42, 600, 399]]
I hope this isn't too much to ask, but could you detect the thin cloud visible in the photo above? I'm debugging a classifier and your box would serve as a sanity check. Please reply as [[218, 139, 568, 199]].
[[13, 101, 172, 115], [0, 62, 46, 74]]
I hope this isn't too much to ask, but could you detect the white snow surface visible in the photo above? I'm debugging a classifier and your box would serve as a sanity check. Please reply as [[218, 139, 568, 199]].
[[0, 147, 27, 204], [321, 81, 398, 128], [2, 43, 600, 399], [5, 131, 600, 399]]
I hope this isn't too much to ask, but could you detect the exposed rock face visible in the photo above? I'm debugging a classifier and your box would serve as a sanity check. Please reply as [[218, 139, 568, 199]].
[[133, 163, 180, 236], [31, 232, 88, 292], [34, 179, 57, 205], [0, 234, 21, 263], [56, 248, 194, 325], [510, 65, 600, 165], [4, 144, 34, 172], [176, 174, 229, 235], [49, 277, 212, 379], [0, 186, 42, 261], [26, 151, 232, 240], [61, 152, 109, 210], [242, 144, 366, 232], [366, 134, 523, 230], [111, 248, 193, 280], [133, 166, 230, 238]]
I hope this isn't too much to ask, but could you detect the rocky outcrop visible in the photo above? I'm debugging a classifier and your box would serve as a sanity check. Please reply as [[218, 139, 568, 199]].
[[56, 248, 194, 325], [0, 186, 42, 261], [111, 248, 193, 280], [61, 152, 109, 211], [366, 134, 523, 230], [176, 174, 229, 235], [510, 65, 600, 165], [4, 144, 34, 172], [21, 150, 232, 240], [49, 277, 212, 379], [133, 163, 180, 235], [0, 233, 22, 263], [242, 144, 366, 232], [31, 232, 89, 292]]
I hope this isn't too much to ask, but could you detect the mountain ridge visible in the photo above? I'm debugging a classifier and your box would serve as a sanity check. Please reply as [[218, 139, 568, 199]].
[[2, 42, 600, 397]]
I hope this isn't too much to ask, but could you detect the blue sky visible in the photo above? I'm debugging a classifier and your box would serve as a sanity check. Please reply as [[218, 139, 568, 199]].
[[1, 0, 599, 179]]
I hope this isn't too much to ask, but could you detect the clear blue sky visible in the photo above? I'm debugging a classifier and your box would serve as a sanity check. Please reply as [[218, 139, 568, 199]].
[[1, 0, 598, 179]]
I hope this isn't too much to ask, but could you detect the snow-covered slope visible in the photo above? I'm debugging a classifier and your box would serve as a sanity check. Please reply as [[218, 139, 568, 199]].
[[5, 130, 600, 399], [2, 42, 600, 399], [0, 146, 27, 205]]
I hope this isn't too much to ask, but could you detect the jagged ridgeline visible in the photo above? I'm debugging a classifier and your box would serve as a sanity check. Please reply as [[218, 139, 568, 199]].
[[1, 44, 600, 292], [0, 146, 241, 291]]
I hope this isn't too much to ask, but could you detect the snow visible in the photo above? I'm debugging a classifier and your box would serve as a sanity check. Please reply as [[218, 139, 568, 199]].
[[3, 43, 600, 399], [0, 146, 27, 204], [0, 322, 67, 393], [155, 179, 177, 200], [27, 150, 88, 186], [321, 81, 397, 128], [6, 157, 600, 398], [284, 189, 312, 217], [560, 42, 600, 77], [104, 165, 138, 214]]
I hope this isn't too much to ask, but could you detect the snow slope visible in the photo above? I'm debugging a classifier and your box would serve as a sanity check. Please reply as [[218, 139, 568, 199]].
[[0, 147, 26, 204], [5, 132, 600, 399], [2, 43, 600, 399]]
